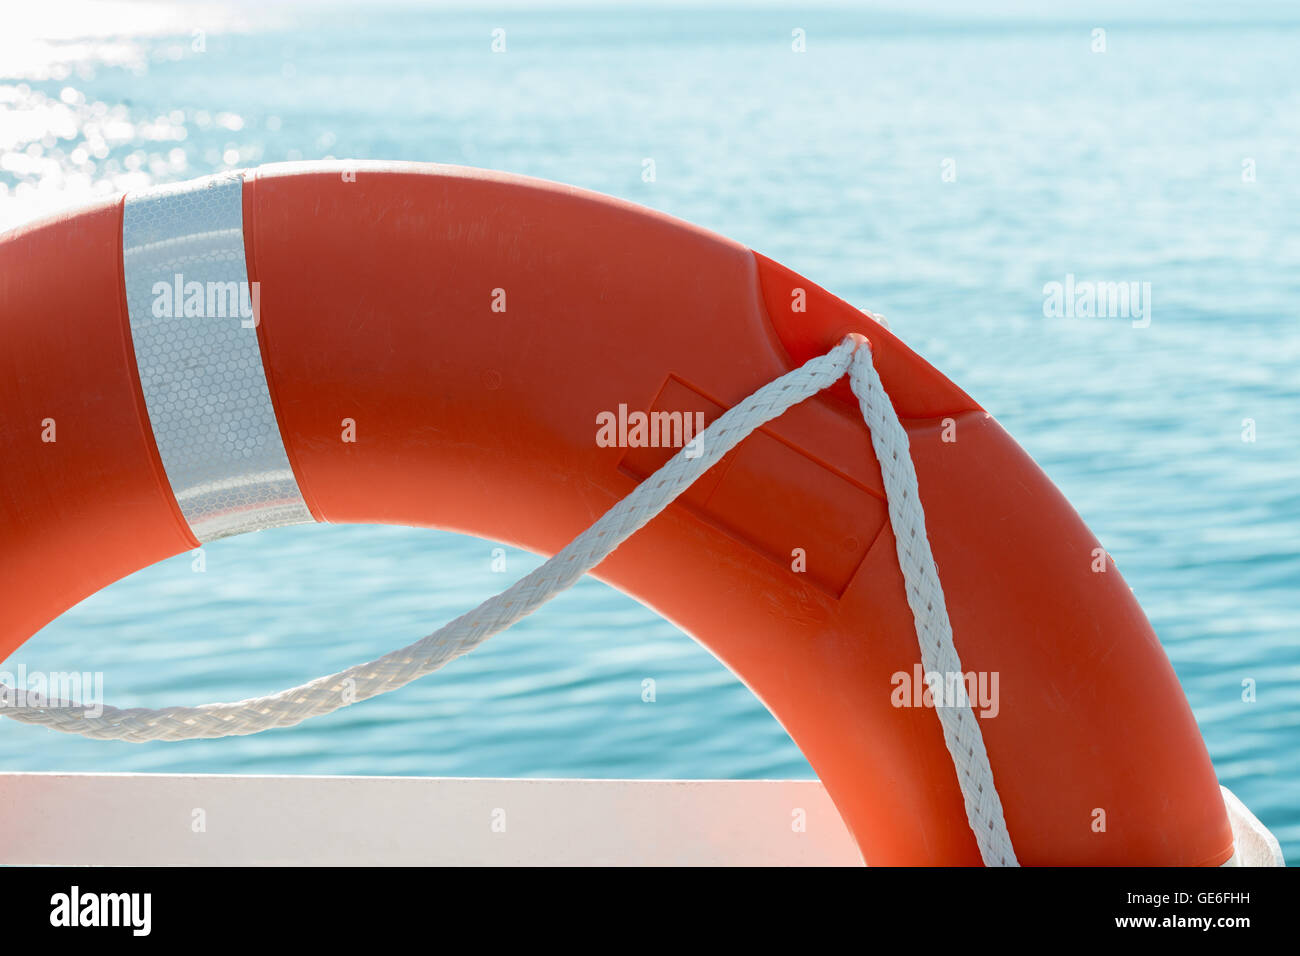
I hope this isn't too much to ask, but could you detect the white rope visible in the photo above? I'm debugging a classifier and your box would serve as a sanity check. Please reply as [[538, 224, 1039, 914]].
[[848, 347, 1018, 867], [0, 335, 1017, 865]]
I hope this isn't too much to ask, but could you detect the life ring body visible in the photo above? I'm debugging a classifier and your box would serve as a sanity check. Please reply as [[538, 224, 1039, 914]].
[[0, 162, 1232, 865]]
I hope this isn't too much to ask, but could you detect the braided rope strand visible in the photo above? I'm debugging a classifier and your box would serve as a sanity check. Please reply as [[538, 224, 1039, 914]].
[[0, 339, 856, 742], [847, 342, 1018, 866]]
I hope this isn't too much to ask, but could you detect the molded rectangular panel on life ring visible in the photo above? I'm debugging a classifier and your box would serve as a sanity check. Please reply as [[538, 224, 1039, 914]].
[[619, 377, 887, 597]]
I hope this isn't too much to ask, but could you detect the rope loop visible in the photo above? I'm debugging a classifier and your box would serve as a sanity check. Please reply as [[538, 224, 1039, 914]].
[[0, 335, 1017, 865]]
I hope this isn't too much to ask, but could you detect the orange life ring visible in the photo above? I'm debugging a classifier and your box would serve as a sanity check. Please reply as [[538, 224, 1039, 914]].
[[0, 162, 1233, 865]]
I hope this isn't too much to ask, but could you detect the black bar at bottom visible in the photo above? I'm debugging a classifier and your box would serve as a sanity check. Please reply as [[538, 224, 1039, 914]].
[[0, 863, 1291, 941]]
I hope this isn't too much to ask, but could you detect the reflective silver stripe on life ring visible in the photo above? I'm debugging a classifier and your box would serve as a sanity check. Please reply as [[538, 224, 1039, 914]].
[[121, 170, 312, 542]]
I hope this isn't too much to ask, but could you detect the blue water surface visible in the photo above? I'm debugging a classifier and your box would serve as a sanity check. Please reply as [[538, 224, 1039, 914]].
[[1, 1, 1296, 862]]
